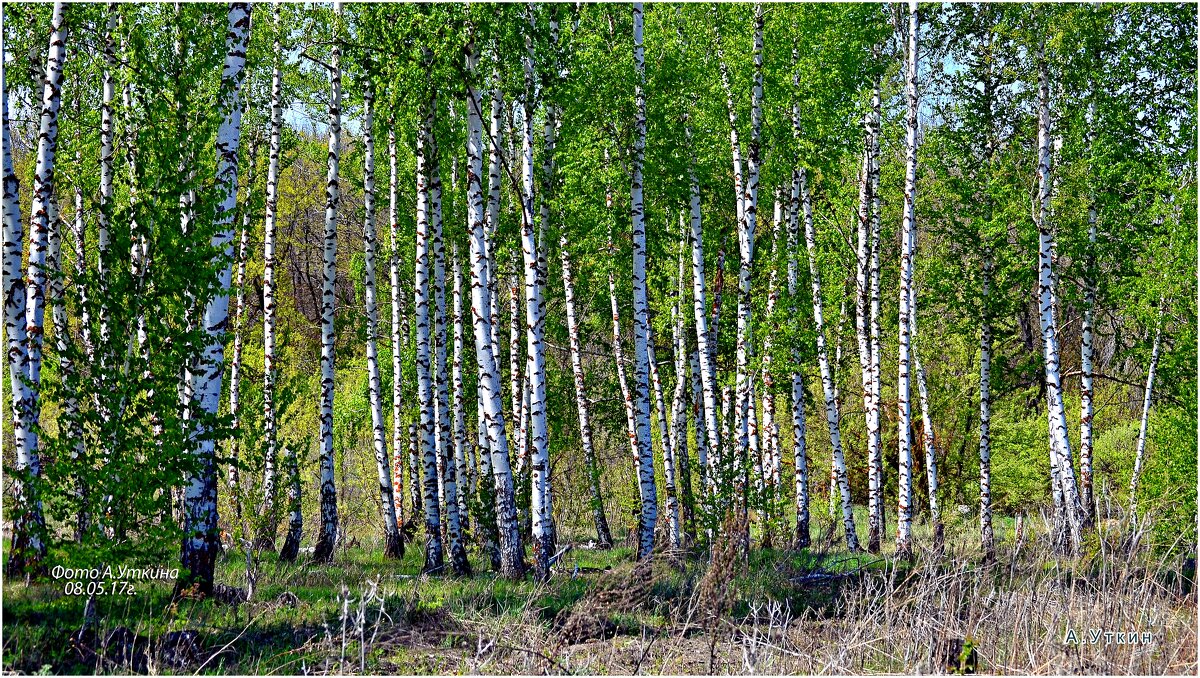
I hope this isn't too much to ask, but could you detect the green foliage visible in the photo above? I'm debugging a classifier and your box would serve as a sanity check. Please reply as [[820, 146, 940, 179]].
[[1140, 406, 1198, 553]]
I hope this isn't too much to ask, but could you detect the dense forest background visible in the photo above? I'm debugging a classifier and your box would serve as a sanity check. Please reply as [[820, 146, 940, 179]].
[[1, 1, 1196, 650]]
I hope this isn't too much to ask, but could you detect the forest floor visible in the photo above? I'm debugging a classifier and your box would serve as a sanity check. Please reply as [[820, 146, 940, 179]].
[[3, 510, 1196, 675]]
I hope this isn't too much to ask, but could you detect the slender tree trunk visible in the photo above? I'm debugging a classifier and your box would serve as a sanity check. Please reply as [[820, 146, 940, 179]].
[[1079, 196, 1097, 527], [178, 3, 250, 596], [362, 87, 403, 560], [855, 96, 883, 553], [561, 233, 614, 548], [760, 195, 784, 545], [257, 6, 283, 550], [630, 2, 658, 560], [648, 328, 680, 548], [451, 246, 470, 534], [3, 77, 37, 572], [786, 152, 811, 548], [672, 221, 695, 543], [313, 11, 342, 564], [429, 120, 470, 576], [227, 140, 257, 530], [1128, 308, 1164, 522], [687, 136, 720, 505], [910, 279, 942, 547], [520, 14, 552, 579], [10, 1, 66, 575], [894, 0, 919, 560], [717, 6, 763, 553], [278, 443, 304, 562], [1035, 44, 1082, 550], [414, 93, 444, 573], [388, 124, 406, 530], [979, 255, 995, 560], [68, 126, 90, 539], [465, 38, 523, 577], [800, 170, 858, 552], [867, 85, 884, 546]]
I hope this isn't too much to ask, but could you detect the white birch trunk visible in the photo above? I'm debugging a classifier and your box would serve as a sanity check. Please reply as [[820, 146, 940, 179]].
[[414, 94, 444, 573], [687, 135, 720, 500], [2, 78, 37, 568], [610, 263, 642, 498], [1035, 46, 1082, 548], [521, 15, 552, 579], [313, 10, 342, 563], [466, 39, 523, 577], [561, 233, 614, 548], [855, 91, 884, 551], [979, 255, 995, 558], [181, 3, 250, 594], [895, 0, 919, 559], [911, 281, 941, 543], [388, 125, 405, 529], [451, 245, 470, 534], [1128, 310, 1164, 521], [430, 124, 470, 576], [258, 6, 283, 550], [11, 2, 66, 572], [630, 2, 658, 559], [761, 195, 783, 534], [1079, 199, 1097, 525], [672, 220, 695, 542], [786, 148, 810, 547], [800, 169, 858, 552], [227, 148, 255, 522], [648, 328, 680, 548], [362, 88, 403, 560]]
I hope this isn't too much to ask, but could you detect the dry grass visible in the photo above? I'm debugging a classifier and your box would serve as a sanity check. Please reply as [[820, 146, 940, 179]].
[[4, 512, 1194, 675]]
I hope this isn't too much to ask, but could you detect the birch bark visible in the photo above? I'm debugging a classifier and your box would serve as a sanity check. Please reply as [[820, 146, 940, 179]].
[[313, 9, 342, 563], [630, 2, 658, 559], [800, 170, 858, 552], [466, 38, 523, 577], [561, 233, 614, 547], [257, 4, 284, 550], [362, 87, 403, 559], [1035, 45, 1082, 549], [180, 3, 250, 594], [895, 0, 919, 559], [414, 93, 444, 573]]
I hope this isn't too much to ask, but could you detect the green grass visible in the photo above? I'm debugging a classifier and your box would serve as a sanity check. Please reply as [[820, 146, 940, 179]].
[[4, 510, 1188, 675]]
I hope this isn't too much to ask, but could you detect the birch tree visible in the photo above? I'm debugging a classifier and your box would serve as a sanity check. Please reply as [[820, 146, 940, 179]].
[[800, 168, 857, 552], [414, 93, 444, 573], [648, 329, 680, 548], [560, 233, 614, 548], [786, 152, 810, 549], [465, 33, 523, 577], [180, 2, 251, 595], [3, 79, 39, 573], [430, 112, 470, 576], [362, 85, 403, 560], [10, 0, 67, 575], [686, 123, 720, 504], [313, 6, 342, 563], [389, 124, 406, 528], [895, 0, 919, 560], [1128, 306, 1165, 522], [257, 4, 284, 551], [630, 2, 658, 560], [1035, 42, 1082, 550], [451, 246, 470, 533], [520, 8, 552, 579]]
